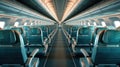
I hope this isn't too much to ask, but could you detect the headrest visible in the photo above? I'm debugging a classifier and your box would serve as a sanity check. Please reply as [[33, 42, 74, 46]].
[[78, 27, 89, 35], [95, 27, 107, 34], [88, 26, 95, 30], [0, 30, 16, 45], [102, 30, 120, 44], [72, 27, 77, 31], [11, 28, 23, 34], [30, 28, 41, 35], [23, 26, 30, 31]]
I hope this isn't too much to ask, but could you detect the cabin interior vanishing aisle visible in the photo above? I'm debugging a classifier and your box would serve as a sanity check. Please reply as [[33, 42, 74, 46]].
[[45, 28, 75, 67]]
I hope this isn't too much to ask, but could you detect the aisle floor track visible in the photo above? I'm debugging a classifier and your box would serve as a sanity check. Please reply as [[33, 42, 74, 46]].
[[45, 29, 75, 67]]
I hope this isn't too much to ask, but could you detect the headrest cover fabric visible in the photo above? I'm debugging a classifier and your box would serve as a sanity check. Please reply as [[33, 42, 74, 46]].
[[0, 30, 16, 45], [30, 28, 41, 35], [102, 30, 120, 44], [96, 27, 107, 34], [23, 26, 30, 31], [11, 28, 23, 34], [78, 27, 89, 35]]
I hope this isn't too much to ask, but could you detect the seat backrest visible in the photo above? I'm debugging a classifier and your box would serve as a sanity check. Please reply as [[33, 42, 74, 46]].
[[22, 26, 30, 36], [95, 27, 107, 35], [76, 26, 92, 45], [92, 30, 120, 64], [71, 26, 78, 39], [47, 26, 51, 34], [68, 26, 72, 34], [40, 26, 48, 39], [0, 30, 27, 65], [28, 28, 43, 45], [11, 27, 24, 35], [92, 27, 107, 44], [11, 27, 28, 44]]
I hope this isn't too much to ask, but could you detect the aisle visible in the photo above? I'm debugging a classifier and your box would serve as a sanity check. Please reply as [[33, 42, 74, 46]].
[[45, 29, 75, 67]]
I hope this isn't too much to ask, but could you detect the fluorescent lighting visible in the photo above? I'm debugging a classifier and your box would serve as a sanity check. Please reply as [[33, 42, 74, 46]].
[[61, 0, 81, 22], [38, 0, 59, 22]]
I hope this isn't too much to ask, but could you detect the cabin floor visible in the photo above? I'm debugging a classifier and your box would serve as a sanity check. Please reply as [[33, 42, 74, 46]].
[[41, 28, 76, 67]]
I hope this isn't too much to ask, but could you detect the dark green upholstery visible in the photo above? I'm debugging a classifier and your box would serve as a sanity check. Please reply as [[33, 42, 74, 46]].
[[73, 26, 93, 56], [0, 30, 27, 64], [96, 27, 107, 34], [11, 27, 28, 45], [28, 27, 43, 45], [40, 26, 48, 40], [29, 28, 42, 35], [22, 26, 30, 37], [70, 26, 78, 39], [27, 27, 46, 55], [76, 27, 92, 44], [92, 30, 120, 65], [102, 30, 120, 44], [0, 30, 38, 66], [92, 27, 107, 44], [0, 30, 16, 45], [11, 27, 24, 35]]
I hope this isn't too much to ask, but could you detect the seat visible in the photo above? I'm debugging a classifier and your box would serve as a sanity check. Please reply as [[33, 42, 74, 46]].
[[46, 25, 56, 45], [80, 30, 120, 67], [40, 26, 49, 40], [0, 30, 39, 67], [27, 27, 48, 55], [72, 26, 93, 56], [70, 26, 78, 39], [68, 26, 78, 46], [92, 27, 108, 44], [11, 27, 28, 45]]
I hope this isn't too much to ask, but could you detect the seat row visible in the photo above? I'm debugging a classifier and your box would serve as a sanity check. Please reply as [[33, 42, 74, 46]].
[[0, 25, 58, 67], [62, 25, 120, 66]]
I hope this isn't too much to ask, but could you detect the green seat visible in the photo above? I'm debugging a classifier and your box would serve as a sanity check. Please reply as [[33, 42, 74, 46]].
[[80, 30, 120, 67], [0, 30, 39, 67]]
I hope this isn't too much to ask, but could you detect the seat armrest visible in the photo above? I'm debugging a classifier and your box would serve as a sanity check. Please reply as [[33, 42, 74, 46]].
[[80, 57, 93, 67], [72, 38, 76, 45], [26, 43, 29, 45], [68, 35, 71, 38], [33, 58, 39, 67], [80, 48, 93, 66], [80, 48, 89, 57], [30, 48, 39, 57], [26, 49, 39, 66], [43, 38, 48, 45], [80, 58, 86, 67]]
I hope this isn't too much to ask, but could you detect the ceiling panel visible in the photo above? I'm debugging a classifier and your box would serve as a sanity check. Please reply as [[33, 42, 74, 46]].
[[65, 0, 103, 21], [16, 0, 55, 21], [17, 0, 103, 22], [53, 0, 68, 21]]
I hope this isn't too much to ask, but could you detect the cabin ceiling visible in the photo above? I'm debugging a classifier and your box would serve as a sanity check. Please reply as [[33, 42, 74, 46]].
[[17, 0, 103, 23]]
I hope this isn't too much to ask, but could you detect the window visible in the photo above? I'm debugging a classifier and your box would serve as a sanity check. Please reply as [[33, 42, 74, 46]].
[[84, 23, 86, 25], [0, 21, 5, 28], [24, 22, 27, 26], [88, 23, 90, 26], [14, 22, 19, 27], [114, 21, 120, 28], [31, 23, 33, 25], [101, 21, 106, 26], [94, 22, 96, 26]]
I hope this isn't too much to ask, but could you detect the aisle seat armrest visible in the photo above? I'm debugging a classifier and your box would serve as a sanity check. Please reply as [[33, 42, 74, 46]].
[[26, 49, 39, 66], [72, 38, 76, 45], [80, 48, 93, 65]]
